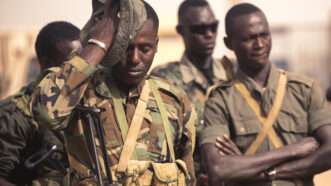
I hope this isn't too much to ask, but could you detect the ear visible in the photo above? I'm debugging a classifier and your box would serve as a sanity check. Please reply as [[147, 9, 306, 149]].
[[176, 25, 183, 35], [224, 36, 233, 50], [155, 37, 159, 53]]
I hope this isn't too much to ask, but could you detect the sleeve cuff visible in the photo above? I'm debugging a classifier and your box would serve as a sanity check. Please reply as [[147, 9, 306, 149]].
[[199, 125, 229, 146], [69, 56, 97, 76]]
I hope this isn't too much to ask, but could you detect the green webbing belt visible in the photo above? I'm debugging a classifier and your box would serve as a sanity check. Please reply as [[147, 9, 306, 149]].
[[149, 79, 176, 162], [109, 84, 139, 159], [109, 85, 129, 141]]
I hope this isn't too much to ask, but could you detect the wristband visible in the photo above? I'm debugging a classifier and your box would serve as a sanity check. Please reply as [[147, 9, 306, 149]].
[[87, 38, 107, 52]]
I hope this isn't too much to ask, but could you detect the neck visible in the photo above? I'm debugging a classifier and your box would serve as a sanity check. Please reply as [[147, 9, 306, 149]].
[[113, 75, 135, 95], [241, 62, 271, 87], [186, 51, 213, 71]]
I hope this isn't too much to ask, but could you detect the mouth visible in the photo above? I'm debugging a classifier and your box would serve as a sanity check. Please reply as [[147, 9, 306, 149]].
[[252, 52, 268, 59], [127, 69, 145, 77]]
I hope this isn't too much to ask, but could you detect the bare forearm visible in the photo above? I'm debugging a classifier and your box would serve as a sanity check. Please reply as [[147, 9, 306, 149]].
[[203, 143, 296, 182], [273, 144, 331, 179], [79, 45, 105, 66], [272, 126, 331, 179]]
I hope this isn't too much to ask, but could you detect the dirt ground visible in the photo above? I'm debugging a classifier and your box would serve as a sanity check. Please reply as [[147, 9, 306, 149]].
[[314, 170, 331, 186]]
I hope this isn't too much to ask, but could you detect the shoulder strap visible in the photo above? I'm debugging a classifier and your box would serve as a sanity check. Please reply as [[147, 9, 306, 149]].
[[109, 84, 129, 141], [117, 81, 151, 173], [149, 79, 176, 162], [234, 71, 287, 155]]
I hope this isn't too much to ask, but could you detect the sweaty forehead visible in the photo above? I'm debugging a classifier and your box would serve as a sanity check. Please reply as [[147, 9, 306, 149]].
[[182, 6, 216, 25]]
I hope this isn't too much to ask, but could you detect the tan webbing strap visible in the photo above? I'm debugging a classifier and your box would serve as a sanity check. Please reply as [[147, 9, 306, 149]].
[[109, 85, 129, 141], [68, 154, 91, 177], [117, 81, 151, 173], [149, 79, 176, 162], [234, 72, 287, 155]]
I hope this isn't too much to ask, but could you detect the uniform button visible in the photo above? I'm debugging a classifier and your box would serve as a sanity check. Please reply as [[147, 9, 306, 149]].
[[239, 127, 245, 133], [200, 120, 204, 125]]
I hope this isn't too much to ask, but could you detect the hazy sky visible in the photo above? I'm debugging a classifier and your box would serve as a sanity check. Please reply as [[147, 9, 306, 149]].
[[1, 0, 330, 31]]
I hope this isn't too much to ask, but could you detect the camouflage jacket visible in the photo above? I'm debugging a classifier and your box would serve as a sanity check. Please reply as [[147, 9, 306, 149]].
[[31, 56, 196, 185], [151, 55, 234, 133], [0, 68, 65, 185]]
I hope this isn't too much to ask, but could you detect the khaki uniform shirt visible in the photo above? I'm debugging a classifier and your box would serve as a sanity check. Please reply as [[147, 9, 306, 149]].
[[32, 56, 196, 184], [200, 65, 331, 186]]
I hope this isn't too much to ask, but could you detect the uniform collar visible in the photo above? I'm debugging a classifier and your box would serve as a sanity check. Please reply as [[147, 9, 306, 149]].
[[236, 64, 280, 94], [94, 70, 144, 100], [179, 54, 227, 86]]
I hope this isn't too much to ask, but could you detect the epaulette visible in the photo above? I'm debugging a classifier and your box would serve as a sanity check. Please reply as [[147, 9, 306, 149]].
[[151, 61, 180, 74], [287, 72, 314, 87], [206, 80, 233, 98], [149, 76, 183, 102]]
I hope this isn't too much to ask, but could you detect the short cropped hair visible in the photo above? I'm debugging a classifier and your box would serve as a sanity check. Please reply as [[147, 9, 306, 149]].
[[225, 3, 263, 36], [35, 21, 80, 67], [144, 2, 159, 33], [178, 0, 210, 25]]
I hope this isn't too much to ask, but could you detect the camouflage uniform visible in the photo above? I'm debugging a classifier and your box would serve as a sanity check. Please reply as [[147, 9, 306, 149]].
[[31, 56, 196, 185], [151, 54, 233, 181], [200, 65, 331, 186], [0, 68, 66, 185]]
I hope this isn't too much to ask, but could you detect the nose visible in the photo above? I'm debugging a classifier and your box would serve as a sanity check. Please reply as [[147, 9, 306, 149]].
[[254, 37, 264, 48], [128, 48, 140, 65], [204, 29, 214, 38]]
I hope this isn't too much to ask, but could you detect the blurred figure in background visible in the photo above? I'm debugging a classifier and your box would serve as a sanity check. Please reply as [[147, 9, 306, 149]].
[[0, 21, 81, 186], [151, 0, 233, 185]]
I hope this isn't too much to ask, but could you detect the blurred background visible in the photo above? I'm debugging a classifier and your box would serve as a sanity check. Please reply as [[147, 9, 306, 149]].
[[0, 0, 331, 184]]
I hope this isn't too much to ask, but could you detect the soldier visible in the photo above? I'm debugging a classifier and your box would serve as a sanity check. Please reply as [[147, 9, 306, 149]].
[[31, 1, 196, 185], [150, 1, 233, 184], [200, 3, 331, 186], [0, 21, 81, 186]]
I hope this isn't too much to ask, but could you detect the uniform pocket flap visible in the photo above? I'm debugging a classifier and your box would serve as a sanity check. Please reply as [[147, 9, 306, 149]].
[[278, 109, 308, 133], [278, 117, 308, 133], [151, 162, 179, 183], [234, 118, 261, 135]]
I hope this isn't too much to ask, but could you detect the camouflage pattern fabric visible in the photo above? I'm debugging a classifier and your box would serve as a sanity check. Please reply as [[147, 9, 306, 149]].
[[81, 0, 147, 67], [0, 67, 67, 185], [150, 54, 234, 181], [31, 56, 196, 185]]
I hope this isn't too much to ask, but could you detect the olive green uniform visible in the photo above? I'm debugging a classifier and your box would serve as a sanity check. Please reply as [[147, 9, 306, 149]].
[[31, 56, 196, 185], [200, 65, 331, 186]]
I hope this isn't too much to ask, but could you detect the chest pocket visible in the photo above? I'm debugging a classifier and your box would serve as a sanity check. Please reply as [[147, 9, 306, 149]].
[[145, 100, 179, 158], [232, 115, 260, 152], [275, 106, 309, 144]]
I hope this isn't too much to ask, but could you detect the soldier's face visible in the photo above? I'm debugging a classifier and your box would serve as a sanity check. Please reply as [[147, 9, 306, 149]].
[[113, 20, 158, 86], [227, 12, 272, 71], [179, 6, 218, 58]]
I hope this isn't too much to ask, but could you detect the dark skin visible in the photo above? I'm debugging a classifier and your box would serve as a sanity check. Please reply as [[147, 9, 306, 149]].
[[202, 11, 331, 185], [113, 20, 158, 92], [177, 5, 218, 75], [40, 39, 82, 70], [0, 2, 117, 186]]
